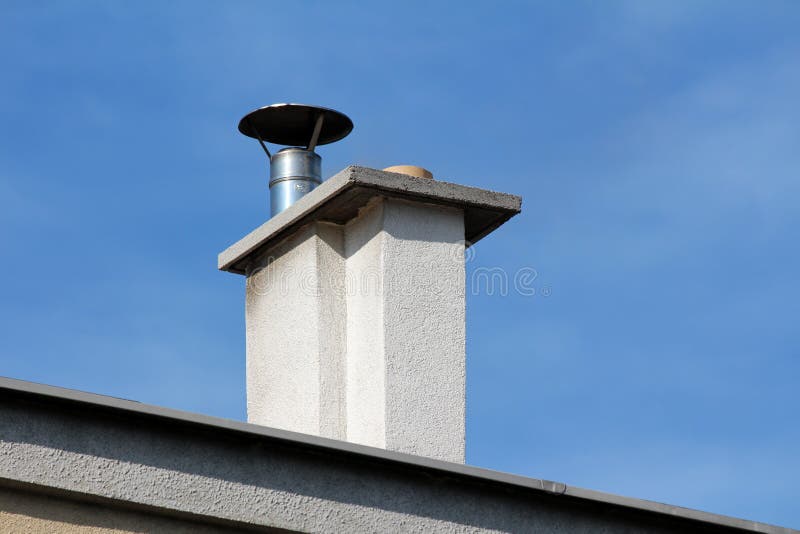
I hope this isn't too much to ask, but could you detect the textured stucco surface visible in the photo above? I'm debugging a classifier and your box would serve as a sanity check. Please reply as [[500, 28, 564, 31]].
[[316, 222, 347, 441], [246, 224, 324, 435], [0, 379, 794, 534], [1, 391, 789, 534], [379, 198, 465, 461], [245, 195, 465, 462], [245, 222, 347, 440], [0, 485, 253, 533], [344, 199, 387, 449]]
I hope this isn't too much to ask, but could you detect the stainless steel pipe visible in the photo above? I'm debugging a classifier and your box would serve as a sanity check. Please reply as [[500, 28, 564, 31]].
[[269, 147, 322, 216]]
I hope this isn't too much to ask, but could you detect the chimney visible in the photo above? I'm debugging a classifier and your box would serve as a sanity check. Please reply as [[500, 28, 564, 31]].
[[220, 104, 521, 463]]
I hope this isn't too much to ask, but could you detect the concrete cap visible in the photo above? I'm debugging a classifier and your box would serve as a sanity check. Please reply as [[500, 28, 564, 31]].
[[219, 165, 522, 274]]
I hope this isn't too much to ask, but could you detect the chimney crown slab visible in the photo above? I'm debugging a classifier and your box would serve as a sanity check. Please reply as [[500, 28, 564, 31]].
[[218, 166, 521, 275]]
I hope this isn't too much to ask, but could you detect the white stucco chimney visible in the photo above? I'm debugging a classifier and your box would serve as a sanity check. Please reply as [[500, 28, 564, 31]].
[[219, 165, 520, 463]]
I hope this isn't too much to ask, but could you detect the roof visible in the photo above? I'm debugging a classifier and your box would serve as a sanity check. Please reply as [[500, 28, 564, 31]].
[[0, 376, 793, 533]]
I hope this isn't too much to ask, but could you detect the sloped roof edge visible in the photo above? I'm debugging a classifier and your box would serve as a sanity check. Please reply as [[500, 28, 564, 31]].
[[0, 376, 792, 534]]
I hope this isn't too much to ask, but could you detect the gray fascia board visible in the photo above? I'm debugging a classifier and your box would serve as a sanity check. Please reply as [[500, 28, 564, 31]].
[[217, 166, 522, 274], [0, 376, 793, 534]]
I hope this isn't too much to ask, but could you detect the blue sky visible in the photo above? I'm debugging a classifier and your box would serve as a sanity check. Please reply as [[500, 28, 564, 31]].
[[1, 0, 799, 528]]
